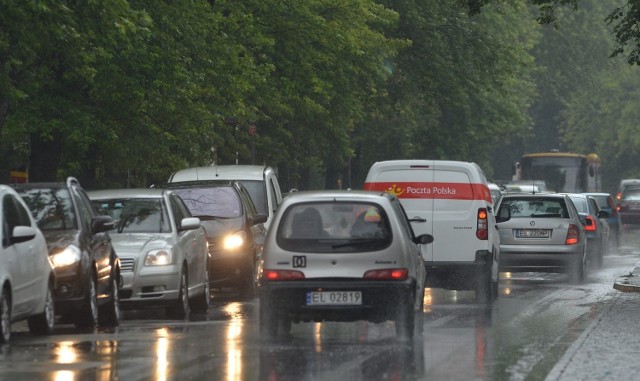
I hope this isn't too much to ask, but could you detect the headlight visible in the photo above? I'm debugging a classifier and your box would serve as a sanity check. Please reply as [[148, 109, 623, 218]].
[[223, 231, 246, 251], [144, 250, 172, 266], [50, 245, 82, 268]]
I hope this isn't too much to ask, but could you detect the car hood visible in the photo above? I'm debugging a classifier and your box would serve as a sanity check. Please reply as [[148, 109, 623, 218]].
[[109, 233, 173, 257], [199, 217, 244, 238], [42, 230, 81, 254]]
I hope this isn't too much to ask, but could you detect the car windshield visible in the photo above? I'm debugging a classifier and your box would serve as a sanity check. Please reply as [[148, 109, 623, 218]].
[[172, 186, 241, 218], [93, 198, 170, 233], [17, 187, 76, 231], [277, 201, 391, 253], [501, 198, 569, 218]]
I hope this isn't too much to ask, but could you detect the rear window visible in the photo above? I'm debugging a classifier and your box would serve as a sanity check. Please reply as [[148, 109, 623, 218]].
[[622, 191, 640, 201], [569, 197, 588, 213], [276, 202, 391, 253], [500, 197, 569, 218]]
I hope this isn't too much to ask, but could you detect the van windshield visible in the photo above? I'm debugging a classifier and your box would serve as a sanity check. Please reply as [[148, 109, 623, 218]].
[[238, 180, 267, 215]]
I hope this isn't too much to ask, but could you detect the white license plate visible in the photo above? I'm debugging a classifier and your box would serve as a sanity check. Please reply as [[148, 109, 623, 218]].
[[306, 291, 362, 305], [515, 229, 551, 238]]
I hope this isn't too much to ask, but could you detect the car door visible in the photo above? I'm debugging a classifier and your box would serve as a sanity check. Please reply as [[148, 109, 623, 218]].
[[2, 194, 41, 317]]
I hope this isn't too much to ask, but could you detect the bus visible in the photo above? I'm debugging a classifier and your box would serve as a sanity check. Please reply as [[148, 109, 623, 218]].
[[512, 152, 601, 193]]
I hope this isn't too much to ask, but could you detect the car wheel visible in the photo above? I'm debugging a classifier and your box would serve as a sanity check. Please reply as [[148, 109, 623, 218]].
[[238, 259, 256, 301], [475, 270, 494, 304], [167, 268, 190, 319], [259, 301, 278, 340], [0, 289, 11, 344], [75, 276, 98, 330], [28, 282, 55, 335], [190, 267, 210, 314], [395, 300, 415, 341], [569, 255, 585, 284], [98, 275, 120, 328]]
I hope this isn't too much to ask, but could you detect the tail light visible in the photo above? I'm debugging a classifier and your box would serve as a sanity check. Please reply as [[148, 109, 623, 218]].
[[565, 224, 580, 245], [584, 215, 597, 231], [616, 192, 622, 201], [476, 208, 488, 240], [363, 268, 408, 280], [262, 269, 305, 281]]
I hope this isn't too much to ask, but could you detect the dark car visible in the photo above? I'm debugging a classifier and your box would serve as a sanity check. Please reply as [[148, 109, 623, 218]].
[[584, 193, 622, 249], [163, 181, 267, 300], [12, 177, 120, 329], [617, 186, 640, 227], [565, 193, 610, 268]]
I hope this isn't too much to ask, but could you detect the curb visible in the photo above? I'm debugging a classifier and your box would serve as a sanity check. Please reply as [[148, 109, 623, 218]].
[[613, 267, 640, 293]]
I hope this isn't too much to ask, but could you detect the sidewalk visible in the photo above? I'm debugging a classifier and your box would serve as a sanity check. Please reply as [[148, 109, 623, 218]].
[[544, 262, 640, 381]]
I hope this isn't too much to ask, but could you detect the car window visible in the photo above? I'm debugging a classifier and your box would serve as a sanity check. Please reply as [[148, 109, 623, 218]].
[[238, 180, 268, 216], [93, 198, 170, 233], [2, 194, 32, 247], [18, 187, 77, 230], [276, 202, 391, 253], [500, 198, 569, 218], [172, 186, 241, 218], [569, 196, 588, 213], [622, 191, 640, 201]]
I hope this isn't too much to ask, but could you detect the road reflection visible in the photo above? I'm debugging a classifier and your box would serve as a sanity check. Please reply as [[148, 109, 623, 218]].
[[225, 302, 244, 381]]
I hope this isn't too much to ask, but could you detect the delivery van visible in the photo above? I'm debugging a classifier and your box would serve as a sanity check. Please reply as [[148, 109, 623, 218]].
[[363, 160, 504, 303]]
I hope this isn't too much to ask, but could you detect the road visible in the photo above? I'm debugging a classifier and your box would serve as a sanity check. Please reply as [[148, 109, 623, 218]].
[[1, 236, 638, 381]]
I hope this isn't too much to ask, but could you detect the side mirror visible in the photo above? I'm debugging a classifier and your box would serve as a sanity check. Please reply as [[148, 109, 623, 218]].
[[11, 226, 37, 244], [251, 213, 268, 225], [415, 234, 434, 245], [91, 215, 115, 233], [179, 217, 201, 231], [495, 206, 511, 223]]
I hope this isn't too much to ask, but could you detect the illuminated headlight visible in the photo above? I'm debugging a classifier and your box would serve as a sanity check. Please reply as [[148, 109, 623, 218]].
[[223, 231, 246, 251], [50, 245, 82, 268], [144, 250, 172, 266]]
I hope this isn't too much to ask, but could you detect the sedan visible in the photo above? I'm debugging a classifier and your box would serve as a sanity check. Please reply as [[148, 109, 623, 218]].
[[0, 185, 56, 343], [258, 190, 432, 341], [617, 187, 640, 227], [583, 193, 621, 249], [89, 188, 210, 318], [495, 193, 587, 283], [565, 193, 610, 268]]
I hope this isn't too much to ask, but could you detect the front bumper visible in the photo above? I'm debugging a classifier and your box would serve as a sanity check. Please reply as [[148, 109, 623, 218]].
[[208, 250, 253, 287], [118, 260, 182, 308]]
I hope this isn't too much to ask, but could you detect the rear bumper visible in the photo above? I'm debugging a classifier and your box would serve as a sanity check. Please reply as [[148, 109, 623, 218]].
[[499, 244, 583, 272], [620, 212, 640, 225]]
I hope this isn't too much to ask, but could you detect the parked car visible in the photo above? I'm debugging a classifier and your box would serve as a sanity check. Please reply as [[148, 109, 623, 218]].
[[168, 165, 283, 231], [564, 193, 610, 268], [88, 188, 210, 318], [583, 193, 621, 249], [363, 160, 502, 303], [12, 177, 120, 329], [0, 185, 56, 343], [258, 190, 432, 341], [163, 181, 267, 300], [495, 193, 587, 283], [617, 186, 640, 227]]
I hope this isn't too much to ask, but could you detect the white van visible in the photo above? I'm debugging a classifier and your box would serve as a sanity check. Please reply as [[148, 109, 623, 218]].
[[168, 165, 283, 231], [363, 160, 503, 303]]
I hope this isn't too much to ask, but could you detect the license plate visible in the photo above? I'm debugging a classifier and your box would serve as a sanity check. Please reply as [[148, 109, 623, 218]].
[[515, 229, 551, 238], [306, 291, 362, 305]]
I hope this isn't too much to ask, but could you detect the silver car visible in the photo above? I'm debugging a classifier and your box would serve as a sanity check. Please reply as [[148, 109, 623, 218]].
[[88, 189, 210, 318], [0, 185, 56, 343], [495, 193, 587, 283], [258, 190, 432, 341]]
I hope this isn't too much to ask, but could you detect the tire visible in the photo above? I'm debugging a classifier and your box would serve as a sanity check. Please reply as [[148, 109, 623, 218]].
[[475, 271, 494, 304], [259, 301, 278, 340], [569, 255, 585, 284], [238, 259, 256, 300], [190, 267, 210, 314], [28, 282, 55, 335], [167, 269, 190, 319], [395, 301, 415, 341], [0, 289, 11, 344], [98, 275, 120, 327], [75, 276, 98, 330]]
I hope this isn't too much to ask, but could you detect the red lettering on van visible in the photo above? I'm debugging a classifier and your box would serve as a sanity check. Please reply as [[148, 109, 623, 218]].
[[364, 182, 492, 203]]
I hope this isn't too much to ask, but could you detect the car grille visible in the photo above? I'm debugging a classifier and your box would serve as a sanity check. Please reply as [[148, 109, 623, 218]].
[[120, 257, 135, 273]]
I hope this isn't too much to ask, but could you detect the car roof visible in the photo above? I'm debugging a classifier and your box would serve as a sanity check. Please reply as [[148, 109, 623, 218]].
[[280, 190, 391, 204], [87, 188, 167, 199], [169, 165, 270, 182]]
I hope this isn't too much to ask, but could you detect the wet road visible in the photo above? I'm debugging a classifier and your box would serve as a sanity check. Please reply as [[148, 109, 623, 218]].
[[1, 235, 639, 381]]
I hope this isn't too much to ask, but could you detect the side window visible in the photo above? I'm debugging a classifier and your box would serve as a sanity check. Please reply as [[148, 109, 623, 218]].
[[589, 198, 601, 214], [238, 187, 256, 218], [3, 195, 32, 246], [76, 188, 97, 217], [169, 195, 187, 228], [391, 197, 415, 240], [269, 178, 279, 209], [72, 189, 92, 230]]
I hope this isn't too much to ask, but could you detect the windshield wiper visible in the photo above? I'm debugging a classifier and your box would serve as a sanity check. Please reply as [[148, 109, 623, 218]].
[[193, 215, 231, 221]]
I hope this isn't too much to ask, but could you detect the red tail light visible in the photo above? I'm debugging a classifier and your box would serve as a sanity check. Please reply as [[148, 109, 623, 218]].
[[263, 270, 305, 281], [476, 208, 488, 240], [363, 268, 408, 280], [565, 224, 580, 245], [584, 215, 597, 231]]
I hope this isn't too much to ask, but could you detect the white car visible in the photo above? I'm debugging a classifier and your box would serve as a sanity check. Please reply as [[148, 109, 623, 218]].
[[258, 190, 431, 341], [0, 185, 56, 343], [88, 188, 210, 318]]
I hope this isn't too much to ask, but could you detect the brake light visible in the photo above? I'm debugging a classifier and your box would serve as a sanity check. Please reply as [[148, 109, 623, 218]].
[[616, 192, 622, 201], [363, 268, 408, 280], [263, 270, 305, 281], [476, 208, 488, 240], [565, 224, 580, 245], [584, 215, 597, 231]]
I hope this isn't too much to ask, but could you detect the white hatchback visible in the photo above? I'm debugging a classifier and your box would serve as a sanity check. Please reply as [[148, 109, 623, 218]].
[[0, 185, 56, 343]]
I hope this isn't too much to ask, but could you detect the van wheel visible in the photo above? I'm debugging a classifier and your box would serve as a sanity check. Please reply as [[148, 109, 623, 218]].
[[475, 271, 494, 304], [28, 283, 55, 335]]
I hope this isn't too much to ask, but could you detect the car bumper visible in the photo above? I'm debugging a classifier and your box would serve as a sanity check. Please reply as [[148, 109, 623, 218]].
[[620, 213, 640, 225], [259, 279, 415, 323], [118, 264, 182, 307], [208, 251, 253, 287], [499, 244, 583, 272]]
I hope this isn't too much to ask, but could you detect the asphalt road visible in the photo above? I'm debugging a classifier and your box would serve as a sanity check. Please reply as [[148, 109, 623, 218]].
[[1, 236, 638, 381]]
